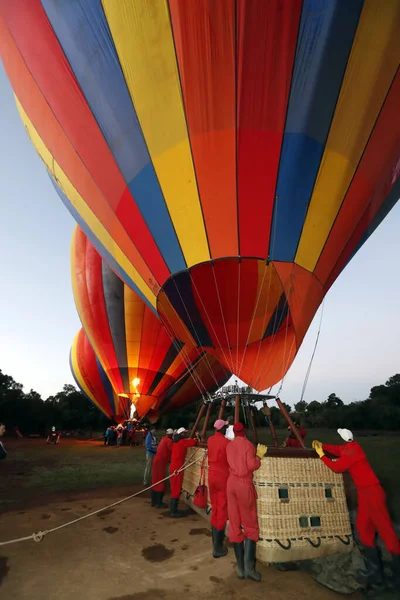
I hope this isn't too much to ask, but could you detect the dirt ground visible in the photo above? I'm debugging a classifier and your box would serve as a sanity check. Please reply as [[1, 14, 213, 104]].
[[0, 492, 361, 600], [0, 438, 366, 599]]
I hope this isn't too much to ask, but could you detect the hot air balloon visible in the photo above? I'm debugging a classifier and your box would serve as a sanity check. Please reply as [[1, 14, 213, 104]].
[[71, 226, 230, 418], [1, 0, 399, 391], [70, 328, 124, 421]]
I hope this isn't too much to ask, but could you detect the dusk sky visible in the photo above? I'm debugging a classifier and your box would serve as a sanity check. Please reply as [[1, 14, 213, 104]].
[[1, 62, 399, 408]]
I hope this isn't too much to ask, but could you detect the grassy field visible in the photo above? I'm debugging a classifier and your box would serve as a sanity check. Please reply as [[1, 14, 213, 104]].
[[2, 429, 399, 520]]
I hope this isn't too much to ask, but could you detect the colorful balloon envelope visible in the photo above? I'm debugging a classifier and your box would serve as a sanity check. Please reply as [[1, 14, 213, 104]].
[[71, 226, 230, 416], [70, 328, 125, 421], [1, 1, 399, 389]]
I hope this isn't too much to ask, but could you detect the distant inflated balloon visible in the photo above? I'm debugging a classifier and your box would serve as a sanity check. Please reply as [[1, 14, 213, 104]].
[[1, 1, 399, 390], [70, 328, 124, 421], [71, 226, 230, 417]]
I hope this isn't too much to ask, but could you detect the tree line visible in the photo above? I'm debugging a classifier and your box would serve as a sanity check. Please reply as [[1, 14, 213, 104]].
[[1, 368, 400, 435]]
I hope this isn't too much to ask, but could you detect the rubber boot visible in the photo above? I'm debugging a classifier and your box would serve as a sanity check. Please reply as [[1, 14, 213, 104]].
[[150, 490, 157, 507], [356, 546, 384, 588], [155, 492, 168, 509], [170, 498, 183, 518], [389, 553, 400, 590], [212, 527, 228, 558], [233, 542, 245, 579], [244, 538, 261, 582]]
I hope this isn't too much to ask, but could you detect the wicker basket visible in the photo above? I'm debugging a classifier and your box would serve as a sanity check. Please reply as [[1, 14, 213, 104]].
[[182, 448, 353, 563]]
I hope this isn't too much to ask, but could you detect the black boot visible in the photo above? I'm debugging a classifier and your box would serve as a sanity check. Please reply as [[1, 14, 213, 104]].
[[389, 553, 400, 590], [233, 542, 245, 579], [356, 546, 384, 588], [170, 498, 183, 518], [155, 492, 168, 509], [212, 527, 228, 558], [150, 490, 157, 507], [244, 538, 261, 582]]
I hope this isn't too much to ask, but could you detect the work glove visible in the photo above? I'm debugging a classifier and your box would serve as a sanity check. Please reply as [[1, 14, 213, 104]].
[[256, 443, 267, 459], [313, 441, 325, 458], [312, 440, 322, 450]]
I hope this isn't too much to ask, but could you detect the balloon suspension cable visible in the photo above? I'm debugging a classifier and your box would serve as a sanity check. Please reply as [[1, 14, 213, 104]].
[[299, 299, 325, 405]]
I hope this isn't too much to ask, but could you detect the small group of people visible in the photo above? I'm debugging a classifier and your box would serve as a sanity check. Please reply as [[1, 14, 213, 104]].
[[104, 423, 147, 447]]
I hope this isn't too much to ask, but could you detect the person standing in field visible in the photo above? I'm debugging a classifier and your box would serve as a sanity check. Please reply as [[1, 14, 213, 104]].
[[169, 427, 199, 518], [151, 428, 174, 508], [208, 419, 230, 558], [144, 427, 158, 486], [226, 422, 266, 582]]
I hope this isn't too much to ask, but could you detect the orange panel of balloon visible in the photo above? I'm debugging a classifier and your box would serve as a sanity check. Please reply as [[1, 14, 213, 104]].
[[71, 226, 230, 417], [1, 1, 399, 389], [70, 328, 125, 422]]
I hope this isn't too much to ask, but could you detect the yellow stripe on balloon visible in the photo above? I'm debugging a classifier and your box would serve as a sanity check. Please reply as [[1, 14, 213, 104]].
[[15, 97, 157, 310], [124, 285, 145, 394], [296, 0, 400, 272], [101, 0, 210, 267]]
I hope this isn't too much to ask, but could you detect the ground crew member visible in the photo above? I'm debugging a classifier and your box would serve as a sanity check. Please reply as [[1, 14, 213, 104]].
[[208, 419, 230, 558], [284, 423, 307, 448], [151, 428, 174, 509], [169, 427, 199, 518], [313, 429, 400, 591], [226, 422, 266, 582]]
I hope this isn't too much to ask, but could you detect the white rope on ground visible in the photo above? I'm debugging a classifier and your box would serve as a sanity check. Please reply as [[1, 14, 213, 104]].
[[0, 449, 206, 548]]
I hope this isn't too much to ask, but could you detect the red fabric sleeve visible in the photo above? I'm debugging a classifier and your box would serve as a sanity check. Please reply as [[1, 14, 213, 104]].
[[321, 454, 354, 473], [184, 439, 198, 448], [322, 443, 346, 457], [246, 445, 261, 473]]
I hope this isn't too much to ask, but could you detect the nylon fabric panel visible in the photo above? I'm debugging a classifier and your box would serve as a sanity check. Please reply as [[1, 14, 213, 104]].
[[237, 0, 301, 257], [156, 291, 198, 348], [96, 356, 119, 417], [147, 343, 181, 395], [42, 0, 186, 274], [1, 0, 169, 284], [138, 308, 171, 394], [124, 284, 145, 394], [270, 0, 363, 261], [324, 177, 400, 294], [209, 327, 297, 392], [70, 332, 102, 413], [274, 262, 323, 346], [52, 179, 155, 311], [101, 260, 129, 392], [316, 71, 400, 285], [295, 0, 400, 271], [169, 0, 237, 258], [0, 18, 158, 307], [72, 228, 126, 395], [101, 0, 210, 268]]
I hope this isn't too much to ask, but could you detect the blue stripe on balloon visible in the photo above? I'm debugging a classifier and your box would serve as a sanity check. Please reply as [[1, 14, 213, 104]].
[[270, 0, 363, 262], [41, 0, 186, 274], [49, 177, 158, 316]]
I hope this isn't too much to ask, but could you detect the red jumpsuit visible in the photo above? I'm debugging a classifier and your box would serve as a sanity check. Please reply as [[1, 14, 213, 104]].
[[226, 437, 261, 543], [285, 426, 306, 448], [208, 432, 230, 530], [170, 438, 198, 499], [151, 435, 174, 493], [322, 442, 400, 554]]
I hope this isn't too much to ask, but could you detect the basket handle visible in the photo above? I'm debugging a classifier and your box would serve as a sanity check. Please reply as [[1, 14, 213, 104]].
[[335, 535, 352, 545], [274, 539, 292, 550], [304, 537, 321, 548]]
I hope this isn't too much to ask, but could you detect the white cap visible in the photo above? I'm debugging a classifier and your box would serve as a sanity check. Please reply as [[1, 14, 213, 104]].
[[52, 426, 55, 431], [337, 428, 353, 442], [166, 428, 174, 435], [176, 427, 188, 435]]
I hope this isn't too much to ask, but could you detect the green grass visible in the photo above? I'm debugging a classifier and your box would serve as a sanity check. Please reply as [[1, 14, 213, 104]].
[[3, 430, 400, 520]]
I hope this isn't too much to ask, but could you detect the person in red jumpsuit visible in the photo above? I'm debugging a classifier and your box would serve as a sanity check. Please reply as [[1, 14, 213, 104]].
[[284, 423, 306, 448], [169, 427, 199, 518], [208, 419, 230, 558], [313, 429, 400, 592], [151, 428, 174, 509], [226, 422, 266, 582]]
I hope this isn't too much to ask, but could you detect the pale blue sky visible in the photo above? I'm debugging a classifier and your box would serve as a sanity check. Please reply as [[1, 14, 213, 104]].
[[1, 63, 399, 407]]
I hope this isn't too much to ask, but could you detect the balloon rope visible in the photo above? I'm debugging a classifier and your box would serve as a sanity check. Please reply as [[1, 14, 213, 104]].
[[0, 448, 206, 548], [298, 299, 325, 404]]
